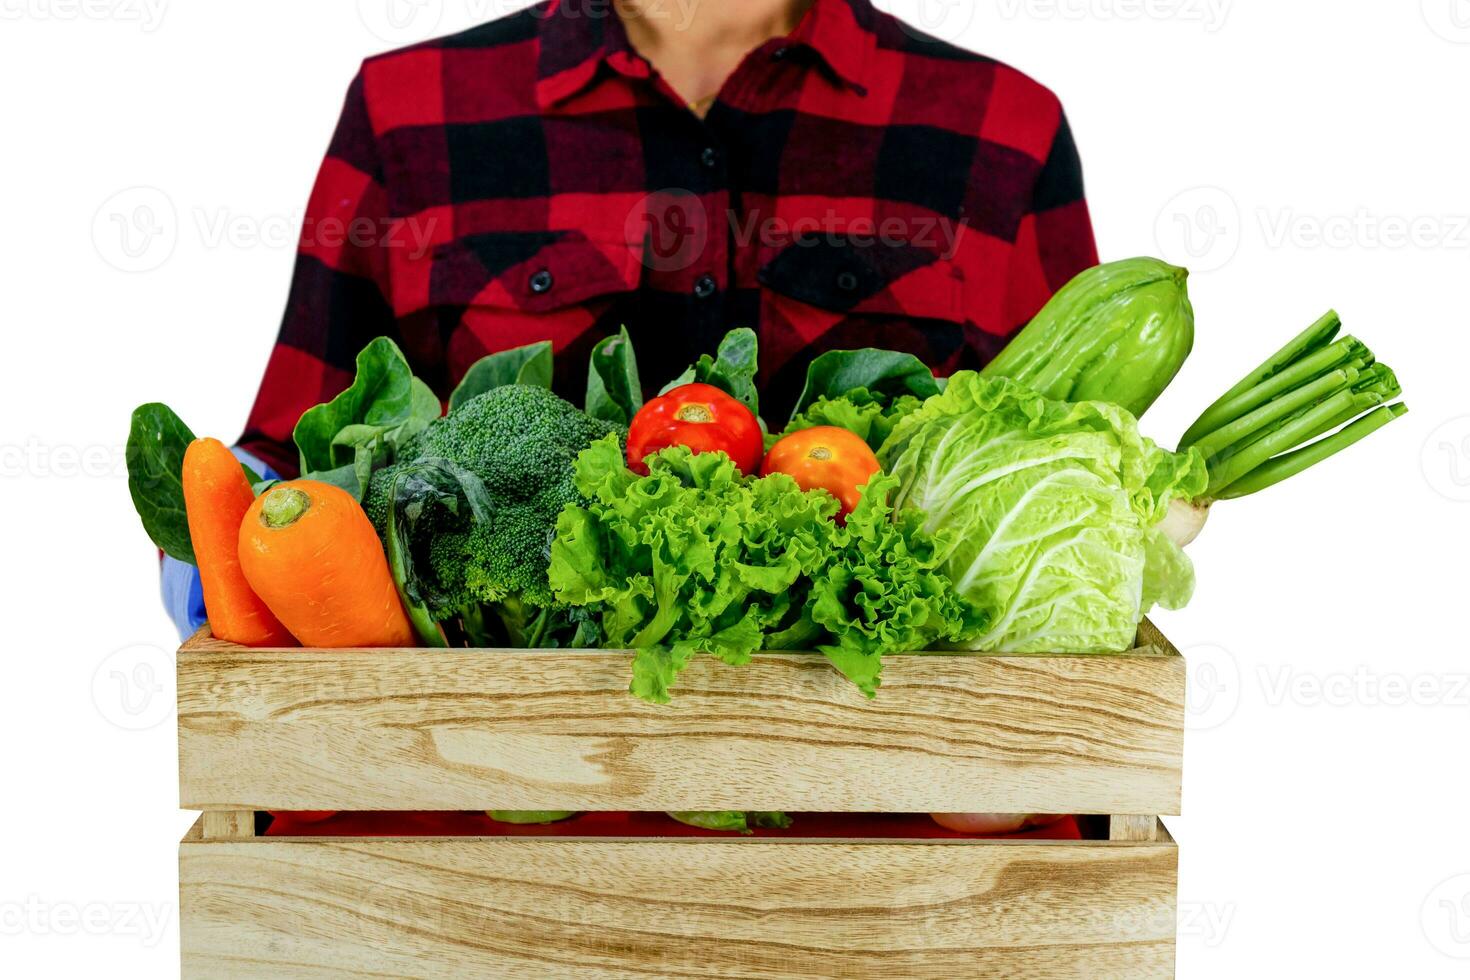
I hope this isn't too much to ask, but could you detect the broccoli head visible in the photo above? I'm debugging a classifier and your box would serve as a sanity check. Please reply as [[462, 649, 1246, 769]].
[[365, 384, 624, 637]]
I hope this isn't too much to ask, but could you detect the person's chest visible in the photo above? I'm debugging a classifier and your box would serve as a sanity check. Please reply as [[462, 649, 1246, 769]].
[[371, 59, 1040, 417]]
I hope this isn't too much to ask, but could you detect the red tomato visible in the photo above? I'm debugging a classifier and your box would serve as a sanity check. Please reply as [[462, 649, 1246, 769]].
[[761, 427, 882, 518], [627, 383, 764, 475], [929, 813, 1069, 834]]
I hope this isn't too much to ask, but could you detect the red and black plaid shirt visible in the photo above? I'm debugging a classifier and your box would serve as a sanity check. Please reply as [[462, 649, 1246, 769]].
[[242, 0, 1098, 476]]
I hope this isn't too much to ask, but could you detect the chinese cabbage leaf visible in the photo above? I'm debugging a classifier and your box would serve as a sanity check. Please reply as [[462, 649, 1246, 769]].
[[879, 374, 1207, 654]]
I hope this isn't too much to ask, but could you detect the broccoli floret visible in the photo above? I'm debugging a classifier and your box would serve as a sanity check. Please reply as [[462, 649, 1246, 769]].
[[366, 385, 623, 642]]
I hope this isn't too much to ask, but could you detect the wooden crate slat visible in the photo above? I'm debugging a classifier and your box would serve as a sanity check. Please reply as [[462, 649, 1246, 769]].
[[179, 633, 1184, 814], [180, 827, 1177, 979]]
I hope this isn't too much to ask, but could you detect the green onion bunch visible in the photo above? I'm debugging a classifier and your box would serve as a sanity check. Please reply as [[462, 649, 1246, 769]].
[[1179, 311, 1407, 500]]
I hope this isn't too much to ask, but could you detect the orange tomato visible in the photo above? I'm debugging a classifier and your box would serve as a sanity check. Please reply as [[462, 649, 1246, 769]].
[[761, 427, 881, 518]]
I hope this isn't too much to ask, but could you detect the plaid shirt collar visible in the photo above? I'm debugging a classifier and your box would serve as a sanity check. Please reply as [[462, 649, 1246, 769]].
[[535, 0, 876, 108]]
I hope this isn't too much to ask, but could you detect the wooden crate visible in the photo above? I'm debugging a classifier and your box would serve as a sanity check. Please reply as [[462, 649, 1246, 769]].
[[177, 622, 1185, 978]]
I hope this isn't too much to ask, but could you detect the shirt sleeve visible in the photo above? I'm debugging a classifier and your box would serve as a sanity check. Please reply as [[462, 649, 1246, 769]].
[[1002, 111, 1100, 332], [237, 69, 399, 478]]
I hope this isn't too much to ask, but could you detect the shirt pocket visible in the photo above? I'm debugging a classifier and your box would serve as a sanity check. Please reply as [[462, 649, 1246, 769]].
[[429, 231, 643, 391], [757, 236, 968, 406]]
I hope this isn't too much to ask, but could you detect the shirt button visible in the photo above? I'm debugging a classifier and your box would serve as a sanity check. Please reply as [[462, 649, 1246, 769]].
[[529, 269, 554, 294], [700, 146, 720, 170], [836, 271, 860, 292], [694, 275, 718, 300], [773, 46, 791, 61]]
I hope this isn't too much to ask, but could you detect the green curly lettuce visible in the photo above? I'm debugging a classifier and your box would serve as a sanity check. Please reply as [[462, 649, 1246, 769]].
[[668, 811, 792, 835], [549, 436, 980, 702], [780, 388, 925, 453]]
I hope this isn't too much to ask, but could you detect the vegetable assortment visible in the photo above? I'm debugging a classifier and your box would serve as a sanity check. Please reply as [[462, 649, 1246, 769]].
[[127, 258, 1407, 700]]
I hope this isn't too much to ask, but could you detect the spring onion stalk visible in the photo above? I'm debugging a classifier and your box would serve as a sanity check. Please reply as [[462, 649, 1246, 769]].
[[1179, 311, 1342, 445], [1213, 310, 1342, 404], [1215, 404, 1409, 499], [1180, 335, 1368, 447], [1188, 366, 1361, 460], [1202, 361, 1393, 465], [1177, 313, 1407, 505], [1204, 389, 1384, 497]]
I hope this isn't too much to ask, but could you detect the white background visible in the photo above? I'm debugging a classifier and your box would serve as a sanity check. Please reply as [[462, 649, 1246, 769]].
[[2, 1, 1468, 976]]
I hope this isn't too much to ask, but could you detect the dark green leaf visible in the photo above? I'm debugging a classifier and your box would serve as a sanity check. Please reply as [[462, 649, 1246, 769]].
[[661, 328, 760, 416], [450, 342, 554, 411], [126, 403, 196, 564], [303, 462, 364, 499], [293, 337, 442, 477], [790, 349, 941, 421], [586, 327, 643, 424]]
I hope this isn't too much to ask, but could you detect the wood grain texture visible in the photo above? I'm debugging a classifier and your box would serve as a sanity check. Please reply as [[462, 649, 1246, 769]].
[[201, 810, 255, 840], [180, 825, 1177, 979], [1109, 815, 1161, 842], [178, 627, 1185, 814]]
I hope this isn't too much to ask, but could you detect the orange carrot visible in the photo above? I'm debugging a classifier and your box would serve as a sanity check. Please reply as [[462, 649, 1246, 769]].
[[238, 480, 416, 648], [182, 439, 296, 647]]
